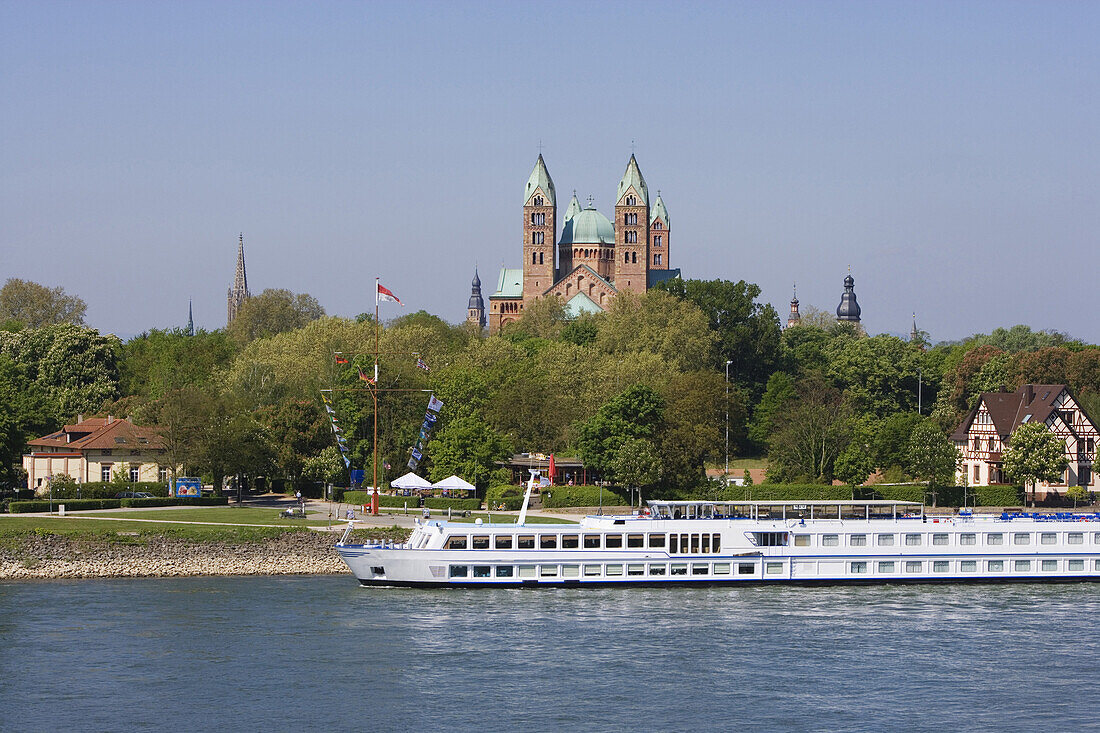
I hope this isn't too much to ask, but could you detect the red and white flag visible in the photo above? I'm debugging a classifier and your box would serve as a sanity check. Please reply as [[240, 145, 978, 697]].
[[376, 282, 402, 306]]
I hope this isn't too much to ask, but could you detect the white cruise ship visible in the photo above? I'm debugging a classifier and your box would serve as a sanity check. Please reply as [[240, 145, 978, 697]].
[[337, 497, 1100, 587]]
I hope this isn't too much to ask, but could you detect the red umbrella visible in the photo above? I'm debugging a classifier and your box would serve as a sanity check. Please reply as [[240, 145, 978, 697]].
[[548, 454, 556, 486]]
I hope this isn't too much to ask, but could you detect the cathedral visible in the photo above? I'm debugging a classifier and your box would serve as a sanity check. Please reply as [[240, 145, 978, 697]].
[[468, 154, 681, 334], [226, 233, 250, 325]]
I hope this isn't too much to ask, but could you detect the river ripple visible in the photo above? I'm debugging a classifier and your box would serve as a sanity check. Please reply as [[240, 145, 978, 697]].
[[2, 577, 1097, 732]]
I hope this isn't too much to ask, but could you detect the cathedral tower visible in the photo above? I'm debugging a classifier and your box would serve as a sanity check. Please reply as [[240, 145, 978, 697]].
[[467, 269, 486, 330], [522, 155, 556, 304], [836, 271, 862, 325], [226, 233, 250, 325], [613, 154, 649, 293], [649, 191, 669, 271]]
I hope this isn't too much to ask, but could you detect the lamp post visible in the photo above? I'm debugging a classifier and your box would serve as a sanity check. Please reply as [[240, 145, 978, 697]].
[[917, 367, 923, 415], [725, 360, 732, 478]]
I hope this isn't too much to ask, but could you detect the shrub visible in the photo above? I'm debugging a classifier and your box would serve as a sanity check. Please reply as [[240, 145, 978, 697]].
[[342, 492, 417, 509], [41, 481, 169, 499], [716, 484, 852, 502], [119, 497, 229, 508], [976, 485, 1023, 507], [486, 485, 525, 510], [541, 485, 629, 508], [423, 497, 481, 511], [856, 485, 926, 503], [10, 499, 122, 512]]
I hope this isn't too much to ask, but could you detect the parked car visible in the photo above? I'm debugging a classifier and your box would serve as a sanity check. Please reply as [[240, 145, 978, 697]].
[[114, 491, 155, 499]]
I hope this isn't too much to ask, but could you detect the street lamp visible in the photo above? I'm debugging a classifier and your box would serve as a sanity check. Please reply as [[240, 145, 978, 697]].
[[725, 360, 732, 478], [917, 367, 923, 415]]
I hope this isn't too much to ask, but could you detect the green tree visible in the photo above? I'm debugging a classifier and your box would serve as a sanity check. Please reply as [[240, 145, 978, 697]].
[[0, 356, 48, 488], [655, 278, 782, 395], [594, 290, 717, 374], [765, 377, 853, 483], [825, 334, 923, 415], [302, 446, 346, 487], [192, 396, 273, 496], [574, 384, 665, 478], [747, 372, 796, 449], [0, 278, 87, 328], [873, 412, 922, 473], [611, 437, 662, 506], [903, 420, 960, 507], [256, 399, 331, 485], [144, 384, 209, 492], [227, 288, 326, 344], [1001, 422, 1069, 506], [427, 414, 512, 489], [121, 329, 237, 401], [834, 417, 876, 487]]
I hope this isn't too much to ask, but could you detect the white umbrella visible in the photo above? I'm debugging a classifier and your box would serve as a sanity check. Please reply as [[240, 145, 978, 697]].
[[431, 475, 476, 493], [391, 472, 432, 490]]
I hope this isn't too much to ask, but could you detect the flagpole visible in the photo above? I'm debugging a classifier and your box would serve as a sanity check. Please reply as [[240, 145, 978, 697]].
[[372, 277, 380, 516]]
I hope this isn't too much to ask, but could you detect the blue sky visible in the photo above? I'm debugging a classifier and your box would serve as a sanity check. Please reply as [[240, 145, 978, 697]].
[[2, 1, 1097, 342]]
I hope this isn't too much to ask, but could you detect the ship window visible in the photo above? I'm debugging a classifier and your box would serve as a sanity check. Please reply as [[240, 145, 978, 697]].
[[905, 561, 923, 574], [713, 563, 731, 575], [627, 534, 644, 548], [933, 561, 949, 573], [765, 562, 784, 575], [987, 560, 1004, 572], [670, 563, 688, 576], [753, 532, 788, 547], [986, 533, 1003, 545], [562, 565, 579, 578], [471, 535, 489, 549], [822, 534, 839, 547], [794, 535, 810, 547], [605, 565, 623, 576], [473, 566, 491, 578], [518, 565, 536, 578], [540, 565, 558, 577], [877, 534, 894, 546], [960, 533, 976, 545], [960, 560, 977, 573], [877, 561, 895, 573], [932, 534, 949, 546], [583, 534, 601, 549], [1013, 533, 1030, 545], [680, 535, 690, 553], [583, 565, 602, 577], [649, 564, 667, 576], [562, 534, 579, 549], [495, 535, 513, 549], [1068, 532, 1084, 545], [647, 533, 665, 548], [518, 535, 535, 549], [691, 534, 700, 553], [605, 534, 623, 549], [628, 564, 645, 576], [850, 534, 867, 546], [850, 561, 867, 574], [1014, 560, 1031, 572], [449, 565, 468, 578], [905, 534, 922, 546], [1069, 559, 1084, 571], [1095, 533, 1100, 544], [445, 536, 468, 550], [738, 563, 754, 575], [691, 564, 709, 575], [1041, 560, 1057, 572], [1041, 533, 1057, 545], [540, 535, 558, 549], [496, 566, 513, 577], [711, 534, 721, 552], [1096, 559, 1100, 571]]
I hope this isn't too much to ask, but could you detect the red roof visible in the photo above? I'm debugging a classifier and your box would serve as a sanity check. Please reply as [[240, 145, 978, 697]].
[[26, 417, 164, 452], [951, 384, 1072, 441]]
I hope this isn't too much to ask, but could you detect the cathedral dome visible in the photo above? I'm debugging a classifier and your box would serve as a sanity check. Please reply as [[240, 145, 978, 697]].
[[559, 207, 615, 245], [836, 274, 862, 322]]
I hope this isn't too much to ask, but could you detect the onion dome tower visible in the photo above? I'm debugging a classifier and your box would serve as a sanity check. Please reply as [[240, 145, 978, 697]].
[[835, 271, 861, 324], [787, 285, 801, 328], [467, 268, 486, 330]]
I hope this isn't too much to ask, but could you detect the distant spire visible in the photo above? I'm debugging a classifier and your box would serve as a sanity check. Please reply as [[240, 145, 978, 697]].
[[227, 233, 251, 325], [787, 283, 801, 329], [910, 313, 919, 341], [186, 299, 194, 336], [836, 271, 861, 324], [467, 267, 486, 330]]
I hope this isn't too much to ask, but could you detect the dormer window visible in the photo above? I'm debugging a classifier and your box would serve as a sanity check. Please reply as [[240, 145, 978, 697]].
[[534, 195, 543, 206]]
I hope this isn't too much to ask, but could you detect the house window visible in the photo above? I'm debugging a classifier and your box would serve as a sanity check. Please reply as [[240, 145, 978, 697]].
[[973, 464, 980, 482], [101, 465, 111, 482], [129, 466, 140, 482]]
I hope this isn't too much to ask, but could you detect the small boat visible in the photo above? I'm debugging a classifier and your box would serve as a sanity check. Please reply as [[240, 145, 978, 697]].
[[336, 472, 1100, 587]]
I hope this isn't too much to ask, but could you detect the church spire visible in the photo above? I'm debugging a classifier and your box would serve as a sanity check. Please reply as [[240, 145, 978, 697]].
[[227, 233, 251, 325], [616, 153, 649, 206], [187, 299, 194, 336], [467, 268, 485, 330], [524, 154, 556, 206], [787, 284, 801, 328]]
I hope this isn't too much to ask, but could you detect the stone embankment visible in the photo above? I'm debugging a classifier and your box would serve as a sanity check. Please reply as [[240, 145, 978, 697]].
[[1, 531, 348, 580]]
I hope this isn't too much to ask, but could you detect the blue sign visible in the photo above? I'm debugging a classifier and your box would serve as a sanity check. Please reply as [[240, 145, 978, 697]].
[[175, 477, 202, 498], [350, 470, 365, 487]]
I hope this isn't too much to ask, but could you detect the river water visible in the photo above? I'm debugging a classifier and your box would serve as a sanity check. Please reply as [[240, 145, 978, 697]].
[[2, 576, 1097, 731]]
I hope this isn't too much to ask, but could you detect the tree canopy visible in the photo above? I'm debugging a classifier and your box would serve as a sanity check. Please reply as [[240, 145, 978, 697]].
[[0, 278, 87, 328]]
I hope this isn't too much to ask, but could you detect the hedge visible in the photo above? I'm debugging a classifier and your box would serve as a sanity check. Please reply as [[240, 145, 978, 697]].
[[486, 485, 525, 510], [975, 485, 1023, 506], [541, 485, 629, 508], [119, 497, 229, 508], [719, 484, 852, 502], [856, 485, 925, 503], [424, 497, 481, 511], [343, 492, 418, 509], [40, 482, 169, 499], [10, 499, 122, 513]]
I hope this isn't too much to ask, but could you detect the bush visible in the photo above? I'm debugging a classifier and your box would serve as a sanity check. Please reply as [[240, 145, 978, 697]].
[[856, 485, 926, 503], [717, 484, 852, 502], [10, 499, 122, 512], [541, 485, 629, 508], [41, 481, 169, 499], [976, 485, 1023, 507], [342, 492, 416, 509], [423, 497, 481, 511], [119, 497, 230, 508], [486, 485, 525, 510]]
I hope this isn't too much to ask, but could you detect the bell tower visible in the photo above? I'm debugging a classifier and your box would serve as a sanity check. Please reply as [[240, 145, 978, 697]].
[[523, 154, 556, 304], [613, 154, 649, 293]]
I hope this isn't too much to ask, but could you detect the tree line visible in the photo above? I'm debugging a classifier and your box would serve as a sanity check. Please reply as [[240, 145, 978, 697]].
[[0, 276, 1097, 498]]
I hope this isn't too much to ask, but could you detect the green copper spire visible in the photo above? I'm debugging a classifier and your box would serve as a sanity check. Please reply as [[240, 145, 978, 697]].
[[650, 191, 669, 228], [524, 154, 556, 206], [616, 153, 649, 206], [564, 190, 582, 221]]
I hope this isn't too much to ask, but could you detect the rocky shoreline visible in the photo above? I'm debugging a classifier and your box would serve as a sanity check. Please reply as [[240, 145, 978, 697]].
[[1, 530, 348, 580]]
